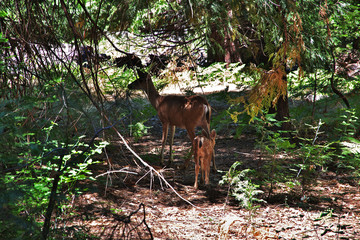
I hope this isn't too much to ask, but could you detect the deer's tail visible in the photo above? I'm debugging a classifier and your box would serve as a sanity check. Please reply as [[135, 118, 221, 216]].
[[206, 103, 211, 125], [203, 103, 211, 137]]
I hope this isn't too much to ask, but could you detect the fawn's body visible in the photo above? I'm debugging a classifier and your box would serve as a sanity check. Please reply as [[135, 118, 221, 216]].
[[193, 129, 216, 189]]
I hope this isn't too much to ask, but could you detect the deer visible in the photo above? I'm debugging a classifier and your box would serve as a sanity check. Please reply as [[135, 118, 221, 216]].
[[128, 70, 216, 171], [193, 129, 216, 189]]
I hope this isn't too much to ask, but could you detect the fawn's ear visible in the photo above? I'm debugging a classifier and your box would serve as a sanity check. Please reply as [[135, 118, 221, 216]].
[[198, 137, 204, 148], [210, 129, 216, 139], [194, 136, 204, 148]]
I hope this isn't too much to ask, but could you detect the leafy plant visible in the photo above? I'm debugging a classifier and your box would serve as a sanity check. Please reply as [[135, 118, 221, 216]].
[[211, 96, 252, 138], [293, 120, 335, 192], [129, 121, 151, 142], [104, 67, 136, 95], [220, 162, 265, 215], [340, 137, 360, 180], [0, 108, 108, 239], [335, 108, 359, 140], [197, 62, 247, 84], [318, 208, 334, 219], [252, 113, 296, 196], [338, 109, 360, 181]]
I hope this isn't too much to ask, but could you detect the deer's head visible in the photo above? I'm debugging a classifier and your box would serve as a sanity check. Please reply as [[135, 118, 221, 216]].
[[128, 71, 151, 91]]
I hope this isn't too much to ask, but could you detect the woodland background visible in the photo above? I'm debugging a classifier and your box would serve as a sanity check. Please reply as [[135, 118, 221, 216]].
[[1, 0, 360, 239]]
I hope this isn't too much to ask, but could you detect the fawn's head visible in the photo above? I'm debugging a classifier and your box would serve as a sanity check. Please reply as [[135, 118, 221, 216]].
[[201, 129, 216, 141]]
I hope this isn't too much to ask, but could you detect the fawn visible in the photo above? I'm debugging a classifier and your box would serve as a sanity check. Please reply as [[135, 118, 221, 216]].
[[193, 129, 216, 189]]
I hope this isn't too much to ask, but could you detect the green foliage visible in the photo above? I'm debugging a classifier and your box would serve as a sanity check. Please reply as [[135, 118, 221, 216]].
[[211, 92, 252, 138], [127, 98, 155, 142], [293, 120, 336, 190], [129, 0, 169, 33], [131, 99, 157, 121], [288, 70, 329, 100], [1, 0, 360, 238], [197, 62, 247, 84], [129, 121, 151, 142], [335, 109, 359, 139], [340, 138, 360, 179], [0, 32, 8, 73], [253, 106, 359, 194], [330, 1, 360, 49], [252, 114, 296, 195], [0, 99, 108, 239], [104, 67, 136, 95], [336, 109, 360, 180], [211, 109, 234, 135], [220, 162, 265, 212], [212, 107, 249, 138], [314, 208, 335, 222]]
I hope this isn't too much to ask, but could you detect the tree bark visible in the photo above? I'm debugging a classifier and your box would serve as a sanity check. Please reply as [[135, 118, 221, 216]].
[[207, 10, 243, 65], [268, 74, 291, 130]]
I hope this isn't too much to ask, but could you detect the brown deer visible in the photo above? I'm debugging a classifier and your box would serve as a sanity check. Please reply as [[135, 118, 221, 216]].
[[193, 129, 216, 189], [128, 70, 215, 170]]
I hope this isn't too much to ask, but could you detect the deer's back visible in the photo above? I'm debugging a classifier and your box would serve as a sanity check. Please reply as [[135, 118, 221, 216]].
[[157, 95, 209, 128]]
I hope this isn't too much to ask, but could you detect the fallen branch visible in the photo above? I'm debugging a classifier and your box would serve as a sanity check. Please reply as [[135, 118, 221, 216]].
[[111, 125, 197, 208], [95, 168, 138, 178]]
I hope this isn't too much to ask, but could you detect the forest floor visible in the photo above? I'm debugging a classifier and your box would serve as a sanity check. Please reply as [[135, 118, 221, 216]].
[[59, 85, 360, 239], [67, 135, 360, 239]]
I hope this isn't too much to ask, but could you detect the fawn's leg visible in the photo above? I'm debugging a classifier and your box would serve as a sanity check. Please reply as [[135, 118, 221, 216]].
[[205, 160, 210, 185], [211, 151, 217, 172], [194, 157, 200, 189]]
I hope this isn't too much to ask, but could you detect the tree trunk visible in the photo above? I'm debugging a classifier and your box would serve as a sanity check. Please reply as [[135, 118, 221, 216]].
[[268, 74, 291, 130], [207, 24, 225, 63], [207, 10, 243, 65], [207, 26, 243, 64]]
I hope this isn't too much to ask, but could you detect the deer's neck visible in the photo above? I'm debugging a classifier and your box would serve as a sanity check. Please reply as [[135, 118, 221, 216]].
[[143, 79, 162, 110]]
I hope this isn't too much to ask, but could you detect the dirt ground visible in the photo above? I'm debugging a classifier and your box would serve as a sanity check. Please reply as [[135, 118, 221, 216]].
[[61, 128, 360, 240], [59, 89, 360, 239]]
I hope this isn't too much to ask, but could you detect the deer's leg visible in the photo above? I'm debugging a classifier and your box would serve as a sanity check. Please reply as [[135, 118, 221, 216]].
[[203, 124, 211, 138], [169, 125, 176, 164], [184, 129, 195, 169], [160, 123, 169, 164]]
